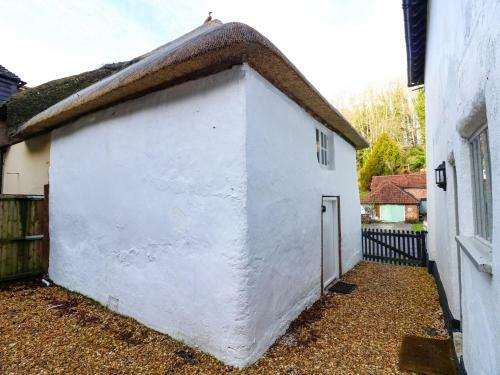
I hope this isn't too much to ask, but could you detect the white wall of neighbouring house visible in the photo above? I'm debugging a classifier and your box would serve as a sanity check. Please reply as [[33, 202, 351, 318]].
[[425, 0, 500, 373], [244, 65, 362, 363], [2, 133, 50, 195], [49, 67, 251, 367]]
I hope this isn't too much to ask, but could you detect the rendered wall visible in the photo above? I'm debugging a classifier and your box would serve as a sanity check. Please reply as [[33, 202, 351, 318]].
[[425, 0, 500, 372], [2, 133, 50, 195], [49, 67, 251, 366], [49, 64, 363, 367], [244, 66, 362, 362]]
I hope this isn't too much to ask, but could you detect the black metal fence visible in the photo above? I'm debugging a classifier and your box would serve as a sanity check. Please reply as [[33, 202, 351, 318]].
[[362, 228, 428, 267]]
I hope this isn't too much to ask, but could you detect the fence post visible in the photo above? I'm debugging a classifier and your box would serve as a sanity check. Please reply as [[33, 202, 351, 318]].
[[19, 199, 29, 274], [421, 231, 428, 267], [363, 229, 366, 260], [41, 184, 50, 273]]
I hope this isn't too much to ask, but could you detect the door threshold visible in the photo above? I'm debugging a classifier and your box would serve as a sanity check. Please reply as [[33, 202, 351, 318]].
[[323, 278, 339, 291]]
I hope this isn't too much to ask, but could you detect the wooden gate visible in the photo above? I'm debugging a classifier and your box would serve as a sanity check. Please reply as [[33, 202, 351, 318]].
[[0, 193, 49, 281], [362, 228, 428, 267]]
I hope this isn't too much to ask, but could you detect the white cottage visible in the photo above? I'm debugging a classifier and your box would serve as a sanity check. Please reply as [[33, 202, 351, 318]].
[[14, 20, 367, 366], [404, 1, 500, 373]]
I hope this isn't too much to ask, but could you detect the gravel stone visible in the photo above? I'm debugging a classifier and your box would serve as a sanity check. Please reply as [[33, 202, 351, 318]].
[[0, 262, 447, 374]]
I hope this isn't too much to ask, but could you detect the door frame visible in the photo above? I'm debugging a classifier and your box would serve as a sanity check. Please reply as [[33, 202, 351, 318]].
[[321, 195, 342, 294]]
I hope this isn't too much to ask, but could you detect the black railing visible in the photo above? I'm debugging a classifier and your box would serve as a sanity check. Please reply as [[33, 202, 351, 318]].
[[362, 229, 428, 267]]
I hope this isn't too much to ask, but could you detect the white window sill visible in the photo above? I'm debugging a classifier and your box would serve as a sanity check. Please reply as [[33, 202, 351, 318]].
[[455, 235, 492, 275]]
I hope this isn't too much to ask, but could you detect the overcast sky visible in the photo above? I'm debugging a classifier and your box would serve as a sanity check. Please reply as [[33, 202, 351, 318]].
[[0, 0, 407, 101]]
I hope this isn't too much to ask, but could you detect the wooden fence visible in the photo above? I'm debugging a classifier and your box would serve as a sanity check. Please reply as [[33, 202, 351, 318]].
[[362, 228, 428, 267], [0, 191, 48, 282]]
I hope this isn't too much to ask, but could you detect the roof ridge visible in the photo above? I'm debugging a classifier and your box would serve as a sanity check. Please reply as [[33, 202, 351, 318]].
[[137, 19, 223, 60], [373, 173, 425, 178], [370, 173, 426, 190], [14, 22, 368, 149]]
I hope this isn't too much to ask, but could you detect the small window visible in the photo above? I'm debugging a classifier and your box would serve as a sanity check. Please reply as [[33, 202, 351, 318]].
[[470, 126, 492, 242], [316, 129, 330, 167]]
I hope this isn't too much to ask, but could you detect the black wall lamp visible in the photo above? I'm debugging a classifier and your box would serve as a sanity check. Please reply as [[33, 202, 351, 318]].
[[435, 161, 447, 191]]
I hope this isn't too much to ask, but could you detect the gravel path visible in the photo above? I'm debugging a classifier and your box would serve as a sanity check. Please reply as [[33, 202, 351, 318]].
[[0, 262, 447, 374]]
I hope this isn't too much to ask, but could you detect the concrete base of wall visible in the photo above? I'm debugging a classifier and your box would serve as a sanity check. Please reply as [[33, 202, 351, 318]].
[[427, 261, 461, 331], [427, 261, 465, 374]]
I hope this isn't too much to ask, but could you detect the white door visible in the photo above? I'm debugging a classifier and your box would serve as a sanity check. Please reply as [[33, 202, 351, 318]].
[[322, 198, 339, 288]]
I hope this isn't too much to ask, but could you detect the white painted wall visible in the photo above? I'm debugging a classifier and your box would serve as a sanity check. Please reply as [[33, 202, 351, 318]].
[[49, 64, 362, 367], [244, 66, 362, 363], [425, 0, 500, 372], [49, 67, 250, 366]]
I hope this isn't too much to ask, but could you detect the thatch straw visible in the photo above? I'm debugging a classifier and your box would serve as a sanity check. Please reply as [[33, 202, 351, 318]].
[[16, 21, 368, 149], [3, 61, 137, 136]]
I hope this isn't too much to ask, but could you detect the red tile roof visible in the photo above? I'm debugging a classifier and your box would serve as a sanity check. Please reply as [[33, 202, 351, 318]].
[[361, 181, 419, 205], [404, 188, 427, 200], [371, 173, 426, 191]]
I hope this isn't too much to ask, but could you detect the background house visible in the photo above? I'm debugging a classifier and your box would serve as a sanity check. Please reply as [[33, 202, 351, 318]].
[[7, 20, 367, 367], [404, 0, 500, 373], [0, 65, 44, 194], [0, 61, 136, 195], [0, 65, 25, 104], [361, 173, 426, 222], [0, 65, 50, 196]]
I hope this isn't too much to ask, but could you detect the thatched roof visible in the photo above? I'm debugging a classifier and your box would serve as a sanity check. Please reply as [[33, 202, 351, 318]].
[[11, 20, 368, 149], [1, 60, 138, 138]]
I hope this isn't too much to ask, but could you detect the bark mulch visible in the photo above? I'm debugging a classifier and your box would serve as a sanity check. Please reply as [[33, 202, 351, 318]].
[[0, 262, 447, 374]]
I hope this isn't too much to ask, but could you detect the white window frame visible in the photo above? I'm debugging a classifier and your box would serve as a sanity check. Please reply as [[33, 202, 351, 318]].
[[316, 128, 332, 168], [469, 124, 492, 243]]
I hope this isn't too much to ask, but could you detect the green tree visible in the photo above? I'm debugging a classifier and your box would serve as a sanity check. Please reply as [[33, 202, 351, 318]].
[[413, 89, 425, 144], [402, 145, 426, 172], [356, 148, 370, 169], [358, 133, 402, 192], [338, 82, 426, 189], [341, 82, 423, 149]]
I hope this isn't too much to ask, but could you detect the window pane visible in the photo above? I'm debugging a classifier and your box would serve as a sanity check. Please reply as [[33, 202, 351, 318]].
[[473, 139, 484, 236], [470, 127, 492, 242], [480, 130, 493, 240]]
